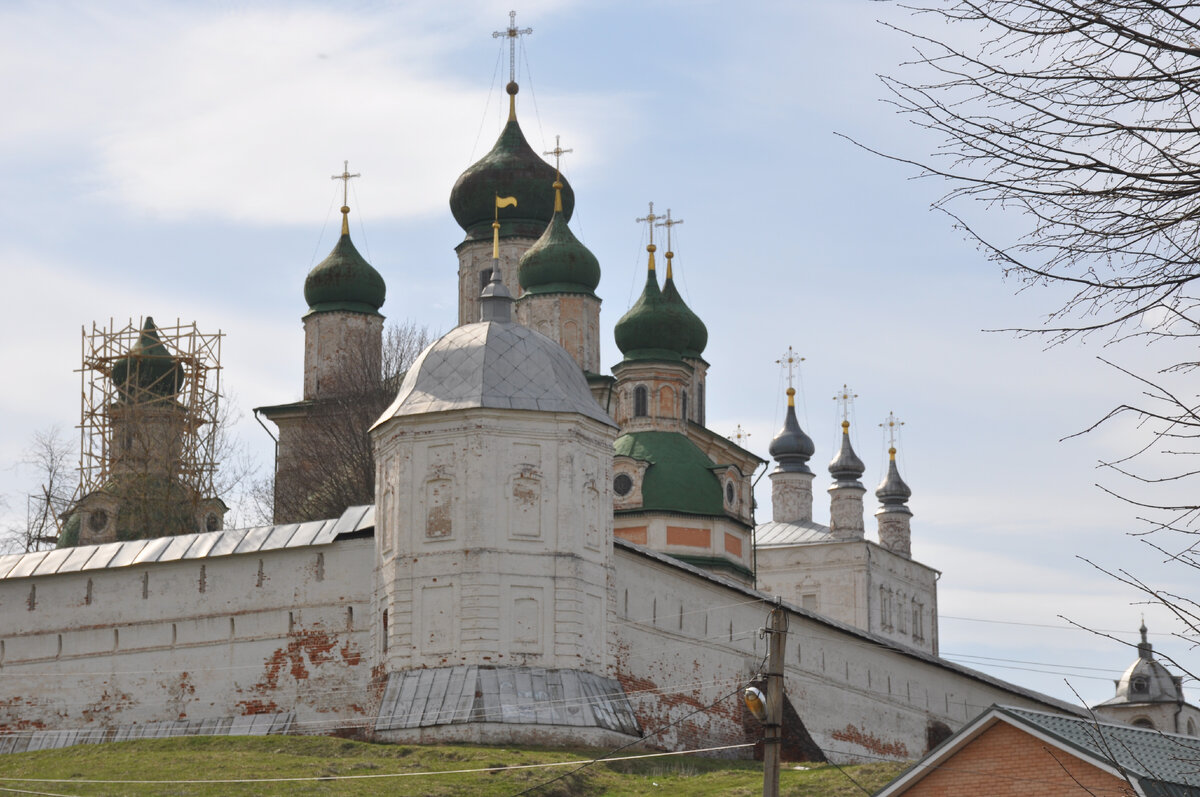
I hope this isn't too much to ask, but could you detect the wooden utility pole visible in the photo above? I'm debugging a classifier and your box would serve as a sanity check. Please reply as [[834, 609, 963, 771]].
[[763, 600, 788, 797]]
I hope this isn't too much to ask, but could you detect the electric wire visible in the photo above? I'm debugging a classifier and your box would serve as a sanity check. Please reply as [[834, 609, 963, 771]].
[[510, 648, 770, 797], [467, 41, 505, 164], [0, 742, 754, 786]]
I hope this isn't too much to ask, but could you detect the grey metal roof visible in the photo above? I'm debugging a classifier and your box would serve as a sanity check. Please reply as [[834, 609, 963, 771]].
[[754, 519, 835, 547], [373, 320, 614, 427], [1002, 705, 1200, 790], [375, 665, 640, 737], [0, 506, 374, 581], [0, 712, 294, 754]]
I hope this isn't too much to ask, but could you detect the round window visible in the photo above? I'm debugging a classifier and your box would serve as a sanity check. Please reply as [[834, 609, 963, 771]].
[[725, 482, 735, 504], [88, 510, 108, 533], [613, 474, 633, 497], [1132, 676, 1149, 693]]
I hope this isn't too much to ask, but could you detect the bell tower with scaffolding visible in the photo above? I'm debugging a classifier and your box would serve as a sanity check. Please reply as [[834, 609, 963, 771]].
[[61, 317, 227, 547]]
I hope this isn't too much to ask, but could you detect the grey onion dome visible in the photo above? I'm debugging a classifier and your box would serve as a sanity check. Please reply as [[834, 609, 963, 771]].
[[875, 448, 912, 511], [769, 388, 815, 474], [829, 421, 866, 485]]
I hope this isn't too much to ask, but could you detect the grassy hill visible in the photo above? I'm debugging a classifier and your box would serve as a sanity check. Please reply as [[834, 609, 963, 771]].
[[0, 735, 909, 796]]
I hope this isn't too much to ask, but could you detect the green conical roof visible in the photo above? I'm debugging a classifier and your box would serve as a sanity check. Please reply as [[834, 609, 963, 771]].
[[661, 263, 708, 359], [303, 216, 386, 317], [449, 84, 574, 242], [110, 317, 183, 403], [518, 188, 600, 296], [614, 249, 689, 362]]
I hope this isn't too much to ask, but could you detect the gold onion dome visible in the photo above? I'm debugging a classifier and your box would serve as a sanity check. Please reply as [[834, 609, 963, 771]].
[[110, 317, 183, 403], [303, 207, 386, 317], [518, 180, 600, 295], [614, 246, 690, 361], [450, 82, 575, 241]]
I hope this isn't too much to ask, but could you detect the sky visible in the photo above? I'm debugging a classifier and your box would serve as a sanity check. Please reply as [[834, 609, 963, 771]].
[[0, 0, 1195, 713]]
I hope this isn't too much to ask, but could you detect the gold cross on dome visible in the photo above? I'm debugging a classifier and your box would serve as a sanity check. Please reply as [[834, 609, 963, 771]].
[[636, 202, 662, 246], [543, 134, 572, 180], [730, 425, 751, 445], [834, 384, 858, 423], [492, 10, 533, 83], [880, 412, 904, 448], [776, 346, 804, 390], [655, 209, 684, 250], [331, 160, 360, 207]]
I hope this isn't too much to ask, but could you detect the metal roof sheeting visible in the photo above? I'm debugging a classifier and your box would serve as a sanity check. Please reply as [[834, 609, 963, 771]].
[[0, 506, 374, 581], [754, 519, 835, 547]]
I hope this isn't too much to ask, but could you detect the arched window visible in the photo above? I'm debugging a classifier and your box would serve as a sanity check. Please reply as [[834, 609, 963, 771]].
[[682, 389, 689, 421], [634, 385, 648, 417], [697, 384, 705, 424]]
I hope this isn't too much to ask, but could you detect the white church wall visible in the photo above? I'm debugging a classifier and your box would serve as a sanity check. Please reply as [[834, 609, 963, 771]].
[[613, 542, 1078, 762], [373, 408, 614, 675], [755, 541, 938, 655], [0, 539, 374, 737]]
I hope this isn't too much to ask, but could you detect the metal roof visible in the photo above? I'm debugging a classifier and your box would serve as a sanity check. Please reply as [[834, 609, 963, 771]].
[[754, 519, 835, 547], [374, 321, 614, 427], [0, 506, 374, 581], [1003, 706, 1200, 789]]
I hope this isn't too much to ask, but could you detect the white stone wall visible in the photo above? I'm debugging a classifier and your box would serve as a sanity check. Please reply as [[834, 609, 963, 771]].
[[613, 543, 1074, 761], [828, 484, 866, 540], [302, 312, 383, 401], [771, 471, 814, 524], [514, 292, 601, 374], [0, 540, 374, 737], [456, 238, 536, 327], [755, 540, 938, 655], [373, 409, 616, 675]]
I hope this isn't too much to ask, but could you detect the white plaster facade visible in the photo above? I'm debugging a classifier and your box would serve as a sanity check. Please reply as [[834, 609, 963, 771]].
[[302, 311, 383, 401], [372, 408, 616, 674]]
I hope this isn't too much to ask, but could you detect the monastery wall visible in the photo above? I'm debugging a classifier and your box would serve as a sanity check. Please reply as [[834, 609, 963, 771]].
[[612, 541, 1080, 762], [0, 539, 375, 739]]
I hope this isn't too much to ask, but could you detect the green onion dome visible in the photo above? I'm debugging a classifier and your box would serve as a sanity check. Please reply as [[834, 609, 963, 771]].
[[111, 317, 183, 403], [518, 182, 600, 296], [614, 248, 690, 362], [303, 210, 386, 317], [449, 82, 574, 242], [660, 256, 708, 359]]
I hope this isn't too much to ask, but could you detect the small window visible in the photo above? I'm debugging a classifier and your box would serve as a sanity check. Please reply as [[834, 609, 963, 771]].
[[479, 268, 493, 290], [697, 384, 705, 424], [725, 482, 735, 504], [682, 390, 688, 421], [633, 386, 648, 417], [89, 510, 108, 533], [613, 473, 633, 497], [1133, 717, 1155, 729], [1132, 676, 1149, 694], [205, 512, 220, 532]]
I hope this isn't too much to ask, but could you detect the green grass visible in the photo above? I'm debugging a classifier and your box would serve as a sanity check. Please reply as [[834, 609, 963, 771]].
[[0, 735, 909, 796]]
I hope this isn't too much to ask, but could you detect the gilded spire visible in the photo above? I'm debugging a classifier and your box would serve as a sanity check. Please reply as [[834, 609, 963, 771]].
[[331, 160, 360, 236], [636, 202, 663, 272], [543, 135, 572, 214], [656, 209, 684, 279], [493, 11, 532, 121]]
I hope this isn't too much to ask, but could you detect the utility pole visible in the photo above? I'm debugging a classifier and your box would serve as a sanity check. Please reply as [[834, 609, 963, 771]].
[[763, 599, 787, 797]]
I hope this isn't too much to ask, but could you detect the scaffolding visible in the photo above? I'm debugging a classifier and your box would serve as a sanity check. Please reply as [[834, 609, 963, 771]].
[[76, 318, 223, 507]]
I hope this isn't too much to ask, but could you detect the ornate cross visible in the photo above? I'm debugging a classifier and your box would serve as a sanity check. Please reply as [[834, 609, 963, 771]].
[[776, 346, 804, 391], [331, 160, 360, 207], [493, 10, 532, 83], [636, 202, 662, 246], [834, 384, 858, 424], [655, 209, 684, 251], [880, 412, 904, 448], [730, 425, 751, 445], [544, 134, 572, 180]]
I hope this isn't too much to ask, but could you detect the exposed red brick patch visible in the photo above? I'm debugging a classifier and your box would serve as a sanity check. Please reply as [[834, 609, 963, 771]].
[[831, 723, 909, 758]]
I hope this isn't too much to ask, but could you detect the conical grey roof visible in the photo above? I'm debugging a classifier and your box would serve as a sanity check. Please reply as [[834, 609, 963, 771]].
[[829, 421, 866, 486], [769, 388, 815, 474], [875, 448, 911, 510]]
